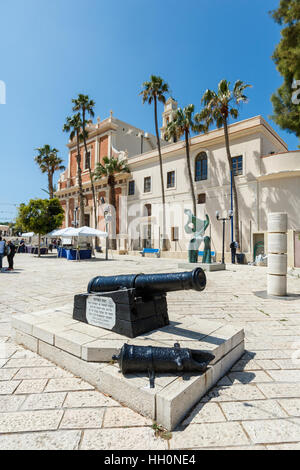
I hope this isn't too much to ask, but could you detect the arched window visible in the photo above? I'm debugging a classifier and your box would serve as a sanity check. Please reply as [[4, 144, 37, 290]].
[[195, 152, 208, 181]]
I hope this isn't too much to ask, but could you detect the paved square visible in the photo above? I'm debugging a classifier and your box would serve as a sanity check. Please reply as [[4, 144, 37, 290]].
[[1, 253, 300, 449]]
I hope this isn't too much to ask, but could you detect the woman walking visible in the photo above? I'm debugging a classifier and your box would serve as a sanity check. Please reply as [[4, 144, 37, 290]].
[[7, 240, 16, 271]]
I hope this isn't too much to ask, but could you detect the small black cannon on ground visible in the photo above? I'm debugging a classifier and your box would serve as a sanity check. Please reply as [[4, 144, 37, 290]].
[[73, 268, 206, 338], [113, 343, 215, 388]]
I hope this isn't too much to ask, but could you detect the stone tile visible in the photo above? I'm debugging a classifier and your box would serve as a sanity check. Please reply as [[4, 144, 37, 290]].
[[45, 378, 94, 393], [0, 395, 26, 412], [252, 350, 292, 360], [14, 367, 72, 380], [243, 418, 300, 444], [220, 400, 287, 421], [0, 381, 20, 395], [0, 368, 19, 381], [201, 384, 265, 403], [69, 322, 109, 339], [4, 357, 53, 368], [55, 330, 96, 357], [64, 391, 120, 408], [255, 360, 281, 370], [182, 402, 226, 425], [231, 359, 262, 371], [81, 428, 167, 450], [21, 392, 66, 410], [0, 430, 82, 450], [267, 370, 300, 383], [103, 407, 152, 428], [60, 408, 105, 429], [81, 339, 126, 362], [277, 399, 300, 417], [0, 410, 63, 433], [15, 379, 48, 394], [11, 349, 39, 359], [257, 383, 300, 399], [0, 343, 19, 359], [228, 371, 273, 384], [171, 422, 249, 449], [273, 359, 300, 370]]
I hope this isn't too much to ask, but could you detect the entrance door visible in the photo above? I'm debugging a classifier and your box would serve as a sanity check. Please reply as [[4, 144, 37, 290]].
[[142, 224, 152, 248], [294, 232, 300, 268], [84, 214, 90, 227]]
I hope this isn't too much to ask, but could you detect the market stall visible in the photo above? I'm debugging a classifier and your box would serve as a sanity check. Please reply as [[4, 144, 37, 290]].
[[48, 227, 107, 261]]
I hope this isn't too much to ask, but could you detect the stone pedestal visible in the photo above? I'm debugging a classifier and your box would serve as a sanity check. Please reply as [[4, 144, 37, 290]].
[[178, 262, 226, 272], [267, 213, 288, 297]]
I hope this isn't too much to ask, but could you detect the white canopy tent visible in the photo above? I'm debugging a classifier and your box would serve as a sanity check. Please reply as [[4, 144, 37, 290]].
[[21, 232, 35, 238], [46, 228, 72, 238], [60, 226, 108, 238]]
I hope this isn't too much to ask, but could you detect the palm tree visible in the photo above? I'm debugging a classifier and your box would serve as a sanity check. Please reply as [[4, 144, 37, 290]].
[[94, 156, 130, 250], [34, 145, 65, 199], [62, 113, 85, 227], [72, 94, 97, 229], [165, 105, 204, 216], [140, 76, 169, 251], [195, 79, 251, 244]]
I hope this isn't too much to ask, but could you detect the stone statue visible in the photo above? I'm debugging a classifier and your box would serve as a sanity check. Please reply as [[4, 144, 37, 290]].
[[202, 236, 212, 264], [184, 209, 211, 263]]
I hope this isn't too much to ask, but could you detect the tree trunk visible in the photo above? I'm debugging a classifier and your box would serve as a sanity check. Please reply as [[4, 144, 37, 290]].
[[223, 119, 240, 245], [48, 171, 54, 199], [38, 233, 41, 258], [154, 96, 168, 251], [185, 130, 197, 215], [76, 131, 85, 227], [82, 110, 97, 229], [108, 176, 117, 250]]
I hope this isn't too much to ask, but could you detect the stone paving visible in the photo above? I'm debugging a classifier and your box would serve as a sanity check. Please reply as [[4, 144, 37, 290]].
[[0, 253, 300, 450]]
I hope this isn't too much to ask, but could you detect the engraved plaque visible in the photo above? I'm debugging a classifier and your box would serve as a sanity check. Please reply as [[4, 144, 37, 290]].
[[86, 296, 116, 330]]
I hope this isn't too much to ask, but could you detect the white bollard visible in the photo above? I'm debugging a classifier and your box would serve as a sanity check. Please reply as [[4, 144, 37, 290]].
[[267, 213, 287, 296]]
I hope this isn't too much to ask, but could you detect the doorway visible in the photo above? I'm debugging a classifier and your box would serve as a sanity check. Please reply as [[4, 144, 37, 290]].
[[84, 214, 90, 227]]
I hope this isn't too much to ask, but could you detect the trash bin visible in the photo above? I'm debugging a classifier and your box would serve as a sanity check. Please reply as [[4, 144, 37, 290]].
[[236, 253, 245, 264]]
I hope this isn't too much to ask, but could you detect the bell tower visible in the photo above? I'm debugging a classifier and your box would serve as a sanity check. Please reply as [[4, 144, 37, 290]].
[[160, 98, 178, 140]]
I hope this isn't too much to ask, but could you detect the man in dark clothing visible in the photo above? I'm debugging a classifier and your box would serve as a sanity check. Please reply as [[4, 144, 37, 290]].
[[230, 241, 239, 264], [7, 241, 16, 270]]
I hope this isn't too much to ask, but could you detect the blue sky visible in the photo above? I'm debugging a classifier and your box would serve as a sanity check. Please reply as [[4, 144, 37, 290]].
[[0, 0, 297, 222]]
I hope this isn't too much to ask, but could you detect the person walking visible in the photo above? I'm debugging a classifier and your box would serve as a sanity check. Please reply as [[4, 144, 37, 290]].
[[7, 240, 16, 271], [230, 240, 239, 264], [0, 237, 6, 270]]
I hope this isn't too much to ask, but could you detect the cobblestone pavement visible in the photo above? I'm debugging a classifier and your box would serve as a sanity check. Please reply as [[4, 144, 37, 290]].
[[0, 253, 300, 450]]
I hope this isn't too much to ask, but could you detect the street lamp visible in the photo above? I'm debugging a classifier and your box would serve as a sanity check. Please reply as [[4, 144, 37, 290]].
[[216, 210, 233, 265], [100, 197, 111, 261], [73, 207, 79, 228]]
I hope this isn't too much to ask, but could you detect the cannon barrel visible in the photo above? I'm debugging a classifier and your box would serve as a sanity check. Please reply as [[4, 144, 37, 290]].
[[112, 343, 215, 386], [87, 268, 206, 295]]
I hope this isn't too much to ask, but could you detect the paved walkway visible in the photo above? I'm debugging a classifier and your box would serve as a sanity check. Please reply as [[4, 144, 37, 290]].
[[0, 253, 300, 450]]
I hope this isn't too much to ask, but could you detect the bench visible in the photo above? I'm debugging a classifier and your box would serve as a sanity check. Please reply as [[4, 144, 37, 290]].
[[199, 250, 216, 262], [198, 251, 215, 257], [140, 248, 161, 258]]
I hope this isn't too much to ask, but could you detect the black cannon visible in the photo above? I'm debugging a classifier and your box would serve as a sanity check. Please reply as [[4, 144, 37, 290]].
[[87, 269, 206, 296], [113, 343, 215, 388], [73, 268, 207, 338]]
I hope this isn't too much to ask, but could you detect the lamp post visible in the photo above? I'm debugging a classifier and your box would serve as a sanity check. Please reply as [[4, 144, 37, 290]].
[[216, 210, 233, 265], [100, 197, 111, 261]]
